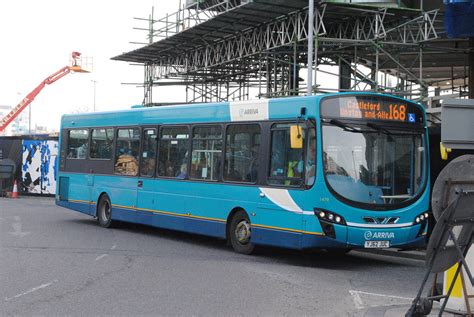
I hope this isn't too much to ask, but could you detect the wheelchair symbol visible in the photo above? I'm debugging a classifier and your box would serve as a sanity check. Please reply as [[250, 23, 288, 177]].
[[408, 113, 416, 122]]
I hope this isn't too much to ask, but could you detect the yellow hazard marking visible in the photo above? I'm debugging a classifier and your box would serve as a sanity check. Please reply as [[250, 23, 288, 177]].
[[446, 263, 463, 298]]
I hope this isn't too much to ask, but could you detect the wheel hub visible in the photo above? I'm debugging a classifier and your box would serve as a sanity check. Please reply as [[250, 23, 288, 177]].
[[235, 220, 251, 244]]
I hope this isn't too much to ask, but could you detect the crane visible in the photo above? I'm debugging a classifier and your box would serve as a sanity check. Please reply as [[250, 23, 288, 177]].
[[0, 52, 89, 132]]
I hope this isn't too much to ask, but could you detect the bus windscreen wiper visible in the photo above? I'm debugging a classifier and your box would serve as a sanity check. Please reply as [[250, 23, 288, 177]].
[[329, 119, 359, 133], [367, 122, 424, 136], [366, 122, 392, 135]]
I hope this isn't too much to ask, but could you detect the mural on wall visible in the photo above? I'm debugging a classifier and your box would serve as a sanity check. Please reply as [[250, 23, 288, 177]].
[[22, 140, 58, 194]]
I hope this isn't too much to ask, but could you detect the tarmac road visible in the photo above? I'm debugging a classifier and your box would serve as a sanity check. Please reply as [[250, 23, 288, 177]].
[[0, 197, 447, 316]]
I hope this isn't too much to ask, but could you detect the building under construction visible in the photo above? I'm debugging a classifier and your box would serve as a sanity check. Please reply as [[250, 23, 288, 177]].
[[112, 0, 473, 108]]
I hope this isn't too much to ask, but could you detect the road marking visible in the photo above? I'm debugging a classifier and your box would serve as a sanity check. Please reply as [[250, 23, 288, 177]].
[[8, 217, 30, 238], [351, 290, 412, 301], [4, 280, 58, 301], [111, 244, 117, 250], [349, 290, 365, 309], [349, 290, 412, 309], [95, 254, 108, 261]]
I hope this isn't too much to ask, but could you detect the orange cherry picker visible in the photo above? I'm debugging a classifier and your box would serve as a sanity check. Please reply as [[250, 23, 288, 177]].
[[0, 52, 89, 132]]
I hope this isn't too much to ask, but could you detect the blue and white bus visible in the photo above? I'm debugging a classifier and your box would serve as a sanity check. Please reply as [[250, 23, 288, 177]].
[[56, 93, 430, 254]]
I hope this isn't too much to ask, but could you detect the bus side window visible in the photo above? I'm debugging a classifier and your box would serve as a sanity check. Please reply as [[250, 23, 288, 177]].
[[224, 124, 261, 183], [158, 127, 189, 178], [268, 123, 305, 187], [140, 128, 157, 177], [67, 129, 89, 159], [90, 128, 114, 159], [190, 126, 222, 181], [114, 128, 140, 176]]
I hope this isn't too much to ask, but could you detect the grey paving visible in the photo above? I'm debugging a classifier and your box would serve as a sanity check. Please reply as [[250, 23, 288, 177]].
[[0, 197, 453, 316]]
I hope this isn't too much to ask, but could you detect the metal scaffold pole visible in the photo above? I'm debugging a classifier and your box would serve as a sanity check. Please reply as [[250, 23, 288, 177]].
[[307, 0, 314, 96]]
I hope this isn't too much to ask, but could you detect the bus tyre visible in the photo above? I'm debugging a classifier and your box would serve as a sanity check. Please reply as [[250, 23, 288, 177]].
[[229, 210, 255, 255], [98, 195, 114, 228]]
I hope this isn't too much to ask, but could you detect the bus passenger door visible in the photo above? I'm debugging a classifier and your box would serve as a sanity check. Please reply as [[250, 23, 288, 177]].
[[255, 122, 311, 249], [136, 128, 158, 225]]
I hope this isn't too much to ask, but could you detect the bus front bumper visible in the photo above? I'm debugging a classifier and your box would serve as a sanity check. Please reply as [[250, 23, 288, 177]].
[[301, 222, 427, 250]]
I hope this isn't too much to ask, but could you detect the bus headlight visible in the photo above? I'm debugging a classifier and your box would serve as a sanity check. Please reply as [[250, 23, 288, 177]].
[[315, 209, 346, 225], [413, 212, 429, 225], [413, 212, 430, 237]]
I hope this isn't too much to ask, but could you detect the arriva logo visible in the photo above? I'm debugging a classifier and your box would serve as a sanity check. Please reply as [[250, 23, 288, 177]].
[[239, 108, 259, 117], [364, 231, 395, 240]]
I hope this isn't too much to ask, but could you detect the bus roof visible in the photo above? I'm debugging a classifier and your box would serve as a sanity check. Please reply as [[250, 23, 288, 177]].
[[60, 93, 423, 129]]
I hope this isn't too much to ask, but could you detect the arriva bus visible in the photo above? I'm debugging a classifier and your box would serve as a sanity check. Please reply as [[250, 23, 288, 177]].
[[56, 93, 430, 254]]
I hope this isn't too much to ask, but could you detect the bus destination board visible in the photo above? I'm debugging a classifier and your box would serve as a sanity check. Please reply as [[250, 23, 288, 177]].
[[321, 95, 424, 124]]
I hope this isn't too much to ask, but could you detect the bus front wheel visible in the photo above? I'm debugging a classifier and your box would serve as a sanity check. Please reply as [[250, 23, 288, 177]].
[[229, 210, 255, 254], [98, 194, 114, 228]]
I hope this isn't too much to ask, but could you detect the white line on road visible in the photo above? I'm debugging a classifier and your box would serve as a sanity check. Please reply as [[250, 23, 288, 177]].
[[4, 280, 58, 301], [111, 244, 117, 250], [350, 290, 412, 301], [95, 254, 108, 261], [349, 290, 365, 309], [349, 290, 413, 310]]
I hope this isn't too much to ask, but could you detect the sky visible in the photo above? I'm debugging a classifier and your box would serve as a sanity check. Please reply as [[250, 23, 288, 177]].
[[0, 0, 183, 132]]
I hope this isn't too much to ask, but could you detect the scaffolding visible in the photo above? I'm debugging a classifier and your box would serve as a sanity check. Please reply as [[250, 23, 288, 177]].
[[113, 0, 471, 106]]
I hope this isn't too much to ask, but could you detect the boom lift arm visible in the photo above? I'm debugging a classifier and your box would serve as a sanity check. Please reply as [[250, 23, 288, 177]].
[[0, 52, 88, 132]]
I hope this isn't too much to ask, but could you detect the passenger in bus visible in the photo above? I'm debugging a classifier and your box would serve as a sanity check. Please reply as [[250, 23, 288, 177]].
[[284, 151, 303, 186], [79, 143, 88, 158], [287, 151, 303, 178], [305, 137, 316, 185], [176, 163, 188, 179], [166, 162, 174, 177], [115, 154, 138, 176], [246, 145, 259, 182], [141, 157, 155, 176]]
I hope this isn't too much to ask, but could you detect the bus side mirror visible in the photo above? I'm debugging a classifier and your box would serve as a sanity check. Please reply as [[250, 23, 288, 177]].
[[290, 125, 303, 149]]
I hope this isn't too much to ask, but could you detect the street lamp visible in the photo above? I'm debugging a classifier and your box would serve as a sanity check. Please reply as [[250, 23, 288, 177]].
[[91, 80, 98, 112]]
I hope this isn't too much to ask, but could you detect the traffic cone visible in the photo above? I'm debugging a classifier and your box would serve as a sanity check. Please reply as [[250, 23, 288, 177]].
[[11, 180, 19, 199]]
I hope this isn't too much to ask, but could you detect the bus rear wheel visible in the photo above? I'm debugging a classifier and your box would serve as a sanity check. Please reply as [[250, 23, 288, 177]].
[[229, 210, 255, 254], [98, 194, 114, 228]]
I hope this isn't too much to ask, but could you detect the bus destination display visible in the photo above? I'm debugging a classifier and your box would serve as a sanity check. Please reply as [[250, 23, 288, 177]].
[[321, 96, 424, 124]]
